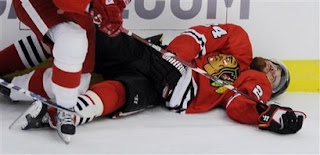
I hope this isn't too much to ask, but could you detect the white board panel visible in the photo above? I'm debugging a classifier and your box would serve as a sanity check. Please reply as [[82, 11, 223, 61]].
[[227, 0, 319, 59], [0, 0, 319, 60]]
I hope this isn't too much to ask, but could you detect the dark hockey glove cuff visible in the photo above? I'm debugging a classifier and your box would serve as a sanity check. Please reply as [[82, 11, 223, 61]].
[[258, 104, 306, 134], [149, 51, 186, 98]]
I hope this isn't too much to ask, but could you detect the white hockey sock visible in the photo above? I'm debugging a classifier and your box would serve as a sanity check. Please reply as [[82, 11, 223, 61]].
[[73, 90, 104, 126]]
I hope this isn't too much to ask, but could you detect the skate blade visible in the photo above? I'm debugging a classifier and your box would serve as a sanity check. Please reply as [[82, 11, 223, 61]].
[[57, 131, 72, 144], [9, 104, 34, 129]]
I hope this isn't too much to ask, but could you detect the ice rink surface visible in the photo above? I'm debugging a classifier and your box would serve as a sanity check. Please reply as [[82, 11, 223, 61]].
[[0, 93, 319, 154]]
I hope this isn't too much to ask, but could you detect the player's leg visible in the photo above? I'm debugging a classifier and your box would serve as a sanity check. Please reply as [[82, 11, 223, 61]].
[[0, 34, 51, 76], [42, 73, 162, 128], [10, 67, 91, 129], [73, 80, 127, 125], [46, 22, 88, 140], [2, 0, 56, 101], [12, 0, 93, 142], [29, 80, 126, 128], [111, 72, 164, 118]]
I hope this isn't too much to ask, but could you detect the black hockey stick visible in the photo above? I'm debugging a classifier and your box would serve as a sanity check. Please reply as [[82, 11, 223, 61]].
[[120, 27, 267, 107], [0, 78, 82, 116]]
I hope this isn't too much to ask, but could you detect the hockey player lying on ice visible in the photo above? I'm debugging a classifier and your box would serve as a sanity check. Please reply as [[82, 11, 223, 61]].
[[0, 23, 305, 135]]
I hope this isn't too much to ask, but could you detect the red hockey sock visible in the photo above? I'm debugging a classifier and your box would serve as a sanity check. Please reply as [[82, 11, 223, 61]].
[[89, 80, 126, 116], [0, 44, 26, 75], [29, 67, 50, 98]]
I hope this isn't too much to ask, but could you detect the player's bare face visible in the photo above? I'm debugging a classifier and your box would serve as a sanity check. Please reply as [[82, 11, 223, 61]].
[[263, 60, 282, 89], [205, 54, 238, 75]]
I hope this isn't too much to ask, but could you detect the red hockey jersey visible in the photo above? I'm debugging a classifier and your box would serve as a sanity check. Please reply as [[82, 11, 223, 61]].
[[53, 0, 91, 14], [166, 23, 272, 124], [52, 0, 131, 14]]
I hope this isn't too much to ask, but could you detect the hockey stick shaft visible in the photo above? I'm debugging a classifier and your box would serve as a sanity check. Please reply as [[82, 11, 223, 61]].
[[120, 27, 265, 106], [0, 78, 81, 116]]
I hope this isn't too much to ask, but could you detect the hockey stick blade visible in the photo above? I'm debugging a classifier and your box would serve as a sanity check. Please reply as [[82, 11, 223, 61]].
[[0, 78, 83, 117], [120, 27, 266, 107]]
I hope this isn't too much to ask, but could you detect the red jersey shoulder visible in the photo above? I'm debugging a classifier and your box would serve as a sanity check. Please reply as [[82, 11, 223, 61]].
[[191, 24, 252, 71]]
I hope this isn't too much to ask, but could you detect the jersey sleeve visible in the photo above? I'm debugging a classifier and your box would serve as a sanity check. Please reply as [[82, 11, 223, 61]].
[[53, 0, 92, 15], [166, 23, 253, 71], [222, 70, 272, 124]]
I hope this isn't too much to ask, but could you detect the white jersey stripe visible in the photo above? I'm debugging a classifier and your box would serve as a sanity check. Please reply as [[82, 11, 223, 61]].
[[22, 37, 40, 66], [30, 34, 47, 62], [181, 89, 192, 114], [21, 0, 49, 35], [14, 41, 31, 68], [182, 29, 207, 58]]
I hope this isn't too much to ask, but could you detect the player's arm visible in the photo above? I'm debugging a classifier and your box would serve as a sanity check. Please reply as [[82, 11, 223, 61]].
[[223, 70, 272, 124], [223, 70, 306, 134], [90, 0, 131, 36], [166, 24, 252, 70], [52, 0, 131, 36]]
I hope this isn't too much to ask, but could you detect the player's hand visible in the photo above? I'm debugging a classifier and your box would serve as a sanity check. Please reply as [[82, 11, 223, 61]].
[[258, 104, 306, 134], [90, 0, 123, 37], [150, 52, 185, 98]]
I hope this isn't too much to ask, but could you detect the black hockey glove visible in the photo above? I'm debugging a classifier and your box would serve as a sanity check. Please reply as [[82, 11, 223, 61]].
[[149, 51, 186, 99], [258, 104, 306, 134]]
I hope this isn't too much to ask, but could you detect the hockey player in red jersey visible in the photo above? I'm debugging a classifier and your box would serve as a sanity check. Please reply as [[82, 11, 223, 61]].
[[0, 0, 131, 143], [1, 23, 305, 136]]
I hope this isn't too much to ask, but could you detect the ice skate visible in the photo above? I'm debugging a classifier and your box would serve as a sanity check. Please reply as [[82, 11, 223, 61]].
[[56, 109, 76, 144], [10, 100, 48, 129]]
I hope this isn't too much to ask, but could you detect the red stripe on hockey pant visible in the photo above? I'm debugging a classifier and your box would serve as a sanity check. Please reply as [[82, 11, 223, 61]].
[[52, 65, 81, 88], [89, 80, 126, 116], [0, 44, 26, 75], [29, 67, 50, 98]]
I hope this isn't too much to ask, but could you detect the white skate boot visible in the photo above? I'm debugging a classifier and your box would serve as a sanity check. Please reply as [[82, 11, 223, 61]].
[[56, 109, 76, 144]]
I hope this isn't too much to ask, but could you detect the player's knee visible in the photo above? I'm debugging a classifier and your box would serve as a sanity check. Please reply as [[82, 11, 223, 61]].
[[51, 22, 88, 72]]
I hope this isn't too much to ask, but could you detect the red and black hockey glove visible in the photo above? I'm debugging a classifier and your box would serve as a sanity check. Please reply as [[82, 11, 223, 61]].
[[258, 104, 306, 134], [90, 0, 123, 37]]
